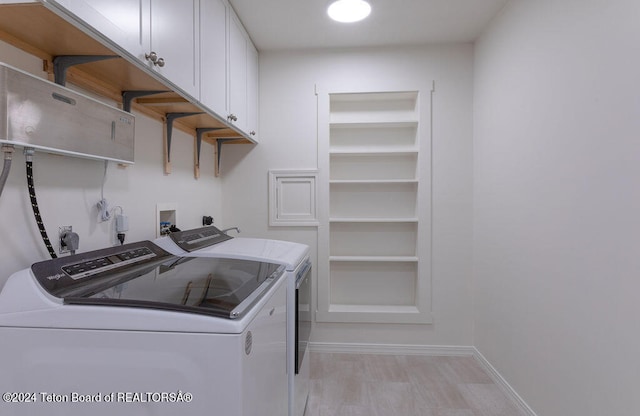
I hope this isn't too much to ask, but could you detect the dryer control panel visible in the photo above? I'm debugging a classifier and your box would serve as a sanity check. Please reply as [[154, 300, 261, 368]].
[[31, 241, 175, 298], [169, 226, 233, 252]]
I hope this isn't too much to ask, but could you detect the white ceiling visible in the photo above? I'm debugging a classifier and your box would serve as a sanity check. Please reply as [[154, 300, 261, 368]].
[[228, 0, 508, 51]]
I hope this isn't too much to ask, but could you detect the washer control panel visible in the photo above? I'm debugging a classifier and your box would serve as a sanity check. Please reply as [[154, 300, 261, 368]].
[[61, 247, 156, 280], [31, 240, 174, 298]]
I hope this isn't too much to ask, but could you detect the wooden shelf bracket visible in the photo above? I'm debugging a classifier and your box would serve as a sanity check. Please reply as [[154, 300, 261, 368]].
[[52, 55, 119, 86]]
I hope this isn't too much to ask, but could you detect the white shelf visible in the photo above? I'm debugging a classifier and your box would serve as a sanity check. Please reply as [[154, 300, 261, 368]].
[[329, 217, 418, 223], [330, 179, 418, 184], [329, 260, 417, 307], [319, 89, 429, 325], [330, 123, 417, 150], [317, 305, 430, 324], [329, 304, 420, 314], [330, 182, 417, 218], [330, 91, 418, 103], [329, 149, 418, 155], [330, 256, 419, 262], [329, 91, 419, 126], [330, 221, 417, 257], [329, 120, 418, 128], [330, 152, 418, 181]]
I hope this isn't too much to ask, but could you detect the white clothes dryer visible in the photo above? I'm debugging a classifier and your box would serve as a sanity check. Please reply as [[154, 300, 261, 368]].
[[154, 226, 312, 416]]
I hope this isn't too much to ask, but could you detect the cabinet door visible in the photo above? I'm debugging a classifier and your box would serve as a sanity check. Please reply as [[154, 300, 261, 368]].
[[228, 9, 247, 132], [246, 40, 258, 139], [200, 0, 228, 117], [55, 0, 150, 60], [150, 0, 199, 98]]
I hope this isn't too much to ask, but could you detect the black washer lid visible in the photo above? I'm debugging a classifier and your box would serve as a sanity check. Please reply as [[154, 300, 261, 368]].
[[31, 241, 283, 319]]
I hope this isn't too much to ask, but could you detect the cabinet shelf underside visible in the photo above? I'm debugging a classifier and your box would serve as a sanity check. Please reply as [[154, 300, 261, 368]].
[[0, 3, 251, 144]]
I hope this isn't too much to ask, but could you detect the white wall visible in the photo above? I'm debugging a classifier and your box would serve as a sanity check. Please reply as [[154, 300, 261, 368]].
[[222, 45, 475, 346], [473, 0, 640, 415], [0, 40, 224, 282]]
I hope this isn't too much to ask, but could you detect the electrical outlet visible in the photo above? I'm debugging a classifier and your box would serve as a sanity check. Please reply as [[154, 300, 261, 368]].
[[59, 226, 72, 254]]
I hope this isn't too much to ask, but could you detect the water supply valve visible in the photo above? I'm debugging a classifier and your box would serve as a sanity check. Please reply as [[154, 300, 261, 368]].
[[60, 229, 80, 255]]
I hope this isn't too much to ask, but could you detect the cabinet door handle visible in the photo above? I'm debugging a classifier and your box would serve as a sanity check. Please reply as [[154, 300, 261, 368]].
[[145, 52, 165, 67], [250, 131, 256, 136], [145, 51, 158, 63], [227, 114, 237, 122]]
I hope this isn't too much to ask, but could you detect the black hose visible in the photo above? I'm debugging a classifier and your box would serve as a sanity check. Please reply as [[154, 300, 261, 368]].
[[26, 160, 57, 259]]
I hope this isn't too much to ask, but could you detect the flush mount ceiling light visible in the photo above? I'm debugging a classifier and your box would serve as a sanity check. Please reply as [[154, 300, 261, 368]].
[[327, 0, 371, 23]]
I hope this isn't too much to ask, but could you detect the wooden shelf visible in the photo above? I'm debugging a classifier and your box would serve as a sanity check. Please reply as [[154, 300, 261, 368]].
[[0, 2, 252, 145]]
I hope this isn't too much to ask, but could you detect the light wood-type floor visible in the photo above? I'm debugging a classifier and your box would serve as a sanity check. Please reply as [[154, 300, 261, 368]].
[[305, 352, 523, 416]]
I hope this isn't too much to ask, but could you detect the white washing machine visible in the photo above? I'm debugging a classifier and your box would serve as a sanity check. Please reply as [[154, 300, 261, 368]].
[[153, 226, 312, 416], [0, 240, 288, 416]]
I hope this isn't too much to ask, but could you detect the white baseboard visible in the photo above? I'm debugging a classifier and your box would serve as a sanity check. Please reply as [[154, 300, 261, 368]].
[[309, 342, 536, 416], [310, 341, 475, 356], [472, 347, 538, 416]]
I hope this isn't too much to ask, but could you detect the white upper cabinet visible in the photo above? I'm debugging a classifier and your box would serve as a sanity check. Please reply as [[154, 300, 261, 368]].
[[200, 0, 227, 118], [52, 0, 199, 98], [228, 9, 248, 133], [54, 0, 151, 60], [200, 0, 258, 138], [246, 40, 258, 138], [47, 0, 257, 139], [226, 5, 258, 138], [148, 0, 199, 98]]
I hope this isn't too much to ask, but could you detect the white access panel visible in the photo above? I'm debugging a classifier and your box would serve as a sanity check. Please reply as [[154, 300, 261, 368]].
[[269, 170, 319, 227]]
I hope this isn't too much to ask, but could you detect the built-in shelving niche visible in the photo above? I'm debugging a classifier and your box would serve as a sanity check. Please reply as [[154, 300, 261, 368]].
[[317, 89, 432, 324]]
